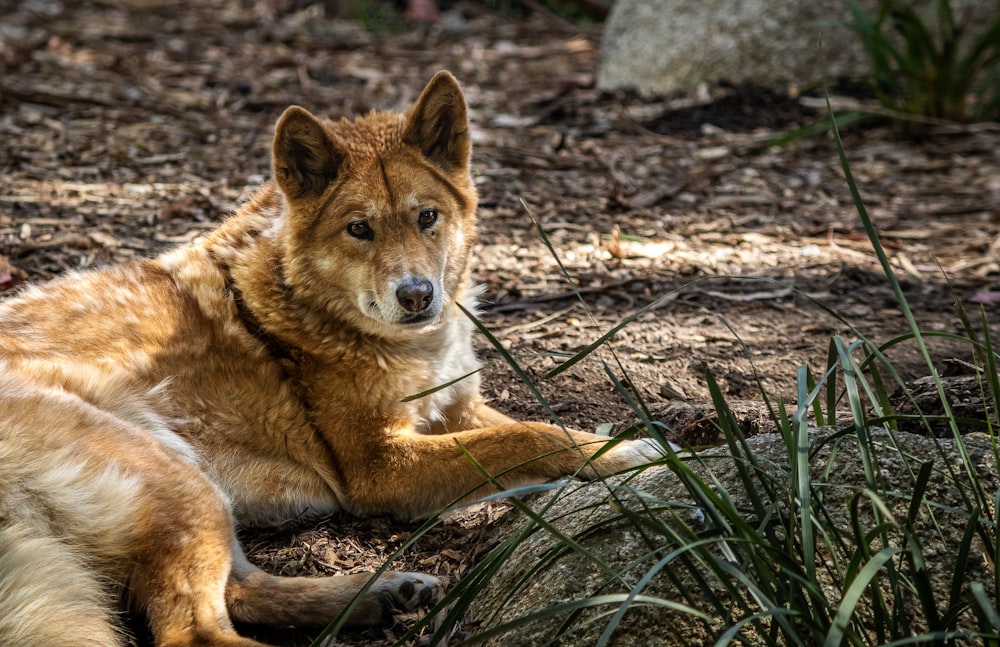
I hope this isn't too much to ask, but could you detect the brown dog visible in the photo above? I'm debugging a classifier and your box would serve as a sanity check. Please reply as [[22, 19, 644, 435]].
[[0, 71, 663, 646]]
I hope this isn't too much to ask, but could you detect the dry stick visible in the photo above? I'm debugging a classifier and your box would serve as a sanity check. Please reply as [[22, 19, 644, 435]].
[[0, 81, 191, 119], [498, 304, 579, 335], [488, 278, 642, 313]]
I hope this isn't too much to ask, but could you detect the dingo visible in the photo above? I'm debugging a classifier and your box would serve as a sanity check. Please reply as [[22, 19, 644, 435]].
[[0, 71, 662, 646]]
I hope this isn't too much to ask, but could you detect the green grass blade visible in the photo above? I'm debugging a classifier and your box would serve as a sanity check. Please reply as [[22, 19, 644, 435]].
[[521, 198, 651, 417], [455, 440, 630, 584], [704, 365, 771, 520], [759, 111, 876, 150], [309, 514, 444, 645], [794, 365, 816, 583], [712, 556, 808, 646], [824, 547, 902, 647], [716, 313, 789, 441], [905, 460, 933, 526], [459, 302, 564, 428], [401, 367, 483, 402], [543, 290, 673, 379], [979, 306, 1000, 432], [881, 632, 983, 646], [994, 488, 1000, 600], [833, 336, 877, 491], [826, 337, 840, 425], [866, 360, 896, 431], [713, 608, 802, 646], [807, 366, 825, 428], [948, 506, 982, 624], [826, 92, 990, 517], [844, 0, 903, 96], [971, 581, 1000, 637], [455, 594, 711, 646], [600, 361, 671, 450], [828, 93, 945, 413], [881, 456, 947, 634], [595, 538, 720, 647]]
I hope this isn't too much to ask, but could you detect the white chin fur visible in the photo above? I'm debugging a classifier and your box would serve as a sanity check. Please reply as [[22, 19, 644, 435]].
[[356, 289, 444, 329], [356, 301, 439, 338]]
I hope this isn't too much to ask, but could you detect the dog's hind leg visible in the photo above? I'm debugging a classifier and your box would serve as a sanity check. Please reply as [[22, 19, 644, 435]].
[[0, 519, 123, 647], [1, 380, 267, 647], [225, 546, 442, 628], [123, 463, 272, 647]]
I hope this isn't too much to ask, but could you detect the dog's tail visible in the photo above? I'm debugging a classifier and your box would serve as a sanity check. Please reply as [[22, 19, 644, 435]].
[[0, 509, 125, 647]]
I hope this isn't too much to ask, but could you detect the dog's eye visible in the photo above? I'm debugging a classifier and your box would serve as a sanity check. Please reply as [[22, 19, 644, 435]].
[[418, 208, 438, 230], [347, 221, 373, 240]]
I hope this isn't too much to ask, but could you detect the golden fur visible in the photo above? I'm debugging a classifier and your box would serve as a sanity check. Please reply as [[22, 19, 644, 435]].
[[0, 71, 663, 646]]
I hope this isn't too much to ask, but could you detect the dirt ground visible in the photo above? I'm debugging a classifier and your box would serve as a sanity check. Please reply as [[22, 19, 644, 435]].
[[2, 1, 999, 645]]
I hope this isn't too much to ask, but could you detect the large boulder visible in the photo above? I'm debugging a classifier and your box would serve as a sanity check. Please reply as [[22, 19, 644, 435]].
[[598, 0, 996, 94], [467, 430, 999, 645]]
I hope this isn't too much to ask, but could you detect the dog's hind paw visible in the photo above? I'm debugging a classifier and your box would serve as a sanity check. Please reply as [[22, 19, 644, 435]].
[[376, 572, 442, 612]]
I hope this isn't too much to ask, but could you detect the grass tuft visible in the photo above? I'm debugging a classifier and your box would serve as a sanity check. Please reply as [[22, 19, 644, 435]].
[[843, 0, 1000, 123]]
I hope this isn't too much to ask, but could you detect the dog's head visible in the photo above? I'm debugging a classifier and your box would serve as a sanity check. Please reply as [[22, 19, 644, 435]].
[[271, 71, 477, 339]]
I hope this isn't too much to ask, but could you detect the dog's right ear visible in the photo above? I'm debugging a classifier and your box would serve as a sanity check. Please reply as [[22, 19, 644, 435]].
[[272, 106, 342, 199], [403, 71, 470, 174]]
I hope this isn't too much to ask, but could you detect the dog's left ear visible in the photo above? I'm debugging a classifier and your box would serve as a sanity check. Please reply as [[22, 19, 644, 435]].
[[403, 71, 471, 174], [273, 106, 342, 199]]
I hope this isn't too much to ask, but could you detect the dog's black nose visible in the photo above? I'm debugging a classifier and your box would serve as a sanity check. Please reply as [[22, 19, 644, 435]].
[[396, 279, 434, 313]]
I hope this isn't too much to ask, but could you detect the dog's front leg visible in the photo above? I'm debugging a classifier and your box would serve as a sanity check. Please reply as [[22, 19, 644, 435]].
[[340, 422, 666, 519], [427, 400, 517, 433]]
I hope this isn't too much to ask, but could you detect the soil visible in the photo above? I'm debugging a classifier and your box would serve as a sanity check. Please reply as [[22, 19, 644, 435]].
[[2, 1, 999, 645]]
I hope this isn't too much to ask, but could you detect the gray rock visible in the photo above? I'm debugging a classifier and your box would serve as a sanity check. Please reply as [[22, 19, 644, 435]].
[[467, 430, 999, 645], [598, 0, 996, 94]]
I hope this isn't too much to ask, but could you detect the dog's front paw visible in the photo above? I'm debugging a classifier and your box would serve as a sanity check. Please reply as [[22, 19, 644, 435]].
[[375, 572, 442, 612], [582, 437, 671, 478]]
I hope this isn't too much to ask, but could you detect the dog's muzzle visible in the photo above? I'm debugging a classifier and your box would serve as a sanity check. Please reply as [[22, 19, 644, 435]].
[[396, 278, 434, 315]]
